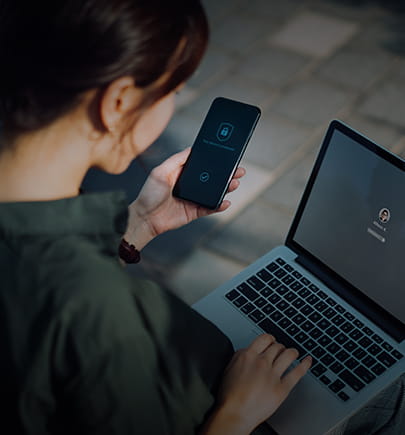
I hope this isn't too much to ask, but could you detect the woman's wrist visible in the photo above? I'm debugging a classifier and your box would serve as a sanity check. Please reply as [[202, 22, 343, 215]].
[[123, 202, 156, 251]]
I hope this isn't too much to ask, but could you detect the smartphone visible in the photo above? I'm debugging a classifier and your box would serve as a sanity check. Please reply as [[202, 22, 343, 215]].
[[173, 97, 261, 209]]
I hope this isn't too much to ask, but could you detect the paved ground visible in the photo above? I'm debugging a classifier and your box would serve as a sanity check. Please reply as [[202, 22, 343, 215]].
[[84, 0, 405, 305]]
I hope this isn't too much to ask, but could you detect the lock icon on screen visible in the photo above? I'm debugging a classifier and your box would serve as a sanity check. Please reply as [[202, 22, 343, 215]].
[[217, 122, 234, 142]]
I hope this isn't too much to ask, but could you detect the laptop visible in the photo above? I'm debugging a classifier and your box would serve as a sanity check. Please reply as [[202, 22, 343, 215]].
[[193, 120, 405, 435]]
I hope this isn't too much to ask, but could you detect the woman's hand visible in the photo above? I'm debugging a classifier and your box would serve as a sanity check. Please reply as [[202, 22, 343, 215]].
[[123, 148, 245, 250], [201, 334, 312, 435]]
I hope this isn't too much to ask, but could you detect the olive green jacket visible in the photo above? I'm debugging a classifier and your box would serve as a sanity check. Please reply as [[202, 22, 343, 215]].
[[0, 191, 233, 434]]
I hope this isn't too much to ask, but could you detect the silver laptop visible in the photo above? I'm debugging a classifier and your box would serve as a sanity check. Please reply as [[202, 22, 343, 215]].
[[193, 120, 405, 435]]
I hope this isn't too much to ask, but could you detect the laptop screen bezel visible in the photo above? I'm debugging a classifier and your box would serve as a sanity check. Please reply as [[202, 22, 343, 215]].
[[286, 120, 405, 342]]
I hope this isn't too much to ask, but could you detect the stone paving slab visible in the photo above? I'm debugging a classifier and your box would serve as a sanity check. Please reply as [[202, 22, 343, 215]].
[[270, 11, 358, 57]]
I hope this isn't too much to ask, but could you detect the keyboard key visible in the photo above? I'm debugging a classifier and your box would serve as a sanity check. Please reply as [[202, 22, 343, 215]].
[[349, 329, 363, 341], [326, 297, 337, 307], [307, 295, 320, 305], [298, 288, 310, 298], [319, 335, 332, 347], [267, 262, 278, 272], [392, 350, 403, 360], [326, 326, 339, 337], [279, 317, 292, 329], [241, 303, 255, 314], [269, 293, 281, 304], [260, 287, 272, 298], [309, 312, 322, 323], [362, 355, 377, 368], [292, 271, 302, 279], [276, 285, 289, 295], [315, 301, 328, 312], [258, 268, 273, 282], [372, 334, 383, 344], [300, 304, 314, 316], [309, 327, 322, 339], [262, 304, 275, 315], [338, 392, 350, 402], [353, 348, 367, 360], [254, 297, 267, 308], [249, 310, 265, 323], [343, 340, 357, 352], [371, 363, 386, 375], [377, 351, 396, 368], [332, 315, 345, 326], [225, 289, 239, 301], [248, 276, 265, 291], [237, 283, 259, 301], [302, 338, 316, 350], [282, 275, 295, 285], [344, 312, 355, 321], [292, 298, 305, 309], [276, 258, 286, 266], [330, 361, 344, 374], [368, 344, 382, 356], [295, 332, 309, 343], [329, 379, 345, 393], [233, 295, 247, 307], [320, 375, 331, 385], [269, 278, 281, 289], [317, 290, 328, 299], [311, 363, 327, 377], [354, 365, 376, 384], [324, 308, 337, 319], [292, 314, 305, 325], [339, 370, 365, 392], [285, 291, 297, 302], [285, 307, 298, 318], [313, 347, 326, 358], [274, 269, 287, 279], [359, 337, 373, 348], [309, 284, 319, 292], [336, 305, 345, 314], [341, 321, 354, 333], [287, 324, 300, 336], [321, 354, 334, 366], [382, 342, 393, 352], [335, 333, 349, 345], [301, 277, 311, 286], [345, 358, 359, 370], [336, 350, 350, 362], [291, 281, 304, 291], [258, 318, 305, 356], [362, 326, 373, 336], [302, 320, 315, 332], [276, 300, 289, 311], [354, 320, 364, 328], [270, 311, 283, 322], [326, 343, 341, 355], [318, 319, 331, 330], [285, 264, 294, 272]]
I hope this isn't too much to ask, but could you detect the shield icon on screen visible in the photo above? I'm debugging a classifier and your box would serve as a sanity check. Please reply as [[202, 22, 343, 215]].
[[217, 122, 234, 142]]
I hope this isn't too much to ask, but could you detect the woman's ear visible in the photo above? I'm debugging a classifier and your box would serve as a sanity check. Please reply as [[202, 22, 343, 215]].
[[99, 76, 141, 132]]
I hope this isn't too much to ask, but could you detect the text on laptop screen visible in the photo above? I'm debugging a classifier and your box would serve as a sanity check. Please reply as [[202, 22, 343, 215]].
[[293, 129, 405, 323]]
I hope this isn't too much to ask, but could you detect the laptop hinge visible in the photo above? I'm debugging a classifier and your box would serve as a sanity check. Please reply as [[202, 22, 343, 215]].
[[295, 255, 404, 343]]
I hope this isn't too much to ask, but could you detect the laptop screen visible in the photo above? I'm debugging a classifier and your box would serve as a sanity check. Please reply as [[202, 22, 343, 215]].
[[288, 121, 405, 330]]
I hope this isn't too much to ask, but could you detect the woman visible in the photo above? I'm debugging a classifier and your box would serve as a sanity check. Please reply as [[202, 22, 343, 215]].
[[9, 0, 405, 434]]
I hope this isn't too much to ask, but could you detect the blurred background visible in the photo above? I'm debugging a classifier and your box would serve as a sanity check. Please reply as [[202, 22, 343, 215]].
[[83, 0, 405, 304]]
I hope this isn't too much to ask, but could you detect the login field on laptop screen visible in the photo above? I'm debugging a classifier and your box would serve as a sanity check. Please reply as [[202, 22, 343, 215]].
[[293, 129, 405, 324]]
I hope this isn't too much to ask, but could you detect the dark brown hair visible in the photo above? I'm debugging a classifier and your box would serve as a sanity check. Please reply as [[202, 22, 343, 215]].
[[0, 0, 208, 142]]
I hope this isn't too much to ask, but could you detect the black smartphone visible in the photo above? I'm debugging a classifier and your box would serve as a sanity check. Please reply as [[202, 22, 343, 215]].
[[173, 97, 261, 209]]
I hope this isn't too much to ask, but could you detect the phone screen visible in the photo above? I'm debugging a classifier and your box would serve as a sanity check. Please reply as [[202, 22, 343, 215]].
[[173, 97, 261, 209]]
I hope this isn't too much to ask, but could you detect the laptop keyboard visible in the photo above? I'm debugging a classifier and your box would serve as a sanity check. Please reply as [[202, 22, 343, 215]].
[[225, 257, 403, 402]]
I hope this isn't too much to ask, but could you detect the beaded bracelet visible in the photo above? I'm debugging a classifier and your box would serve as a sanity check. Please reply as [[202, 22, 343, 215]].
[[118, 238, 141, 264]]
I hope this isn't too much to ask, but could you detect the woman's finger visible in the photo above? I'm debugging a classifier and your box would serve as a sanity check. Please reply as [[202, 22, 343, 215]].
[[233, 167, 246, 179], [271, 347, 299, 377], [247, 334, 276, 354], [282, 356, 312, 391], [227, 179, 240, 193]]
